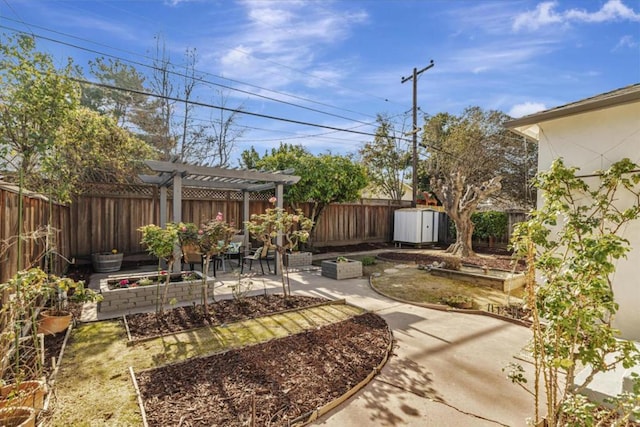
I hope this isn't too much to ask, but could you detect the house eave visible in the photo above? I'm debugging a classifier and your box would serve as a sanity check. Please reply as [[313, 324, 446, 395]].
[[505, 86, 640, 131]]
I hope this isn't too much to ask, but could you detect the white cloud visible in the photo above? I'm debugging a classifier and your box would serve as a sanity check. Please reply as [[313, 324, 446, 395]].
[[614, 35, 638, 50], [448, 39, 558, 74], [565, 0, 640, 23], [513, 2, 563, 31], [513, 0, 640, 32], [216, 0, 368, 90], [508, 102, 547, 118]]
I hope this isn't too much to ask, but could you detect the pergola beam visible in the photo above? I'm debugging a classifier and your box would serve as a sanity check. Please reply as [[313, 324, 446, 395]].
[[144, 160, 300, 185]]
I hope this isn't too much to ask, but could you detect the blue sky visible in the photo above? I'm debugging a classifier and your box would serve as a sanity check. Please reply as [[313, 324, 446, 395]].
[[1, 0, 639, 162]]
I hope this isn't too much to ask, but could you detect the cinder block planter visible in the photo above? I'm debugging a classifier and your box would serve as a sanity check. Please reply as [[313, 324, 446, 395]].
[[321, 259, 363, 280], [98, 271, 215, 313], [284, 252, 313, 267]]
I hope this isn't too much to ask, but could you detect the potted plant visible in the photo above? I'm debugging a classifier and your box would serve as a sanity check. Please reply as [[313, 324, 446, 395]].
[[91, 249, 123, 273], [0, 406, 36, 427], [37, 272, 103, 335]]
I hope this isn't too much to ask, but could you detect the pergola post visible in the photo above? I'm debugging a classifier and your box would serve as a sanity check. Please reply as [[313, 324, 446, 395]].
[[172, 173, 182, 273], [159, 186, 167, 227], [243, 190, 250, 249], [275, 184, 284, 275]]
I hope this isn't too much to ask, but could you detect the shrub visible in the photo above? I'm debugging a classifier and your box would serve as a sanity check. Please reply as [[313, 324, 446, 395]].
[[360, 256, 376, 266]]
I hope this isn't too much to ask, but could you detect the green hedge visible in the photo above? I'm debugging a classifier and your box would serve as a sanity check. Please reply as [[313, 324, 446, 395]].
[[448, 211, 508, 240]]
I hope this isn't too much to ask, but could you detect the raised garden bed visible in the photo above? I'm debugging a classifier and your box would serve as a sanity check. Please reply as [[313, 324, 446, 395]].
[[321, 259, 362, 280], [284, 251, 313, 267], [98, 271, 213, 313], [429, 264, 525, 292]]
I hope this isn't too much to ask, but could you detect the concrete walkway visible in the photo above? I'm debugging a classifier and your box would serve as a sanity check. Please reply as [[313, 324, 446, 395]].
[[85, 265, 537, 426]]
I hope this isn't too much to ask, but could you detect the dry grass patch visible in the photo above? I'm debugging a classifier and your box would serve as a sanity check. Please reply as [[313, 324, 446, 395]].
[[369, 261, 524, 309]]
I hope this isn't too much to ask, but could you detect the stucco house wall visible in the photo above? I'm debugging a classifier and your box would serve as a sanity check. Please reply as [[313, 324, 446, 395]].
[[508, 86, 640, 341]]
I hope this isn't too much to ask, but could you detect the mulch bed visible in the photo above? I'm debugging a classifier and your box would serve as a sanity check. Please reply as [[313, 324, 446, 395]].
[[135, 312, 391, 427], [125, 295, 329, 341]]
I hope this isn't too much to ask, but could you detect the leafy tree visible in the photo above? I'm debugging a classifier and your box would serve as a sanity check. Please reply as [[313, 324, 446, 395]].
[[246, 143, 368, 238], [422, 107, 515, 257], [81, 57, 149, 128], [510, 158, 640, 426], [53, 107, 156, 196], [0, 34, 78, 192], [359, 114, 411, 202], [239, 146, 260, 169]]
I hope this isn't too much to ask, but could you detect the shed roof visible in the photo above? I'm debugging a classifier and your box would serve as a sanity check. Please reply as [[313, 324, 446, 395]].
[[506, 83, 640, 140]]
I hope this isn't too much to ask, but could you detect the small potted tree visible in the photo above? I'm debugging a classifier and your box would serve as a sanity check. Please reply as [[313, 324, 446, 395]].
[[38, 272, 103, 335], [245, 197, 313, 296], [138, 223, 179, 315]]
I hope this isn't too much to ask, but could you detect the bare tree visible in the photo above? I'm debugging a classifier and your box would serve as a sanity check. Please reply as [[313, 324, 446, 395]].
[[204, 90, 246, 167]]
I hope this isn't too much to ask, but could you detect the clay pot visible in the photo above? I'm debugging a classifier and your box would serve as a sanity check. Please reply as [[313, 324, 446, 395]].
[[0, 380, 46, 411], [0, 407, 36, 427], [37, 310, 72, 335]]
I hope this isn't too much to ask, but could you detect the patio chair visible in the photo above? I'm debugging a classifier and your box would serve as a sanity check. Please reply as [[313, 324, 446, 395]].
[[240, 247, 264, 274], [182, 244, 203, 271], [261, 246, 276, 274]]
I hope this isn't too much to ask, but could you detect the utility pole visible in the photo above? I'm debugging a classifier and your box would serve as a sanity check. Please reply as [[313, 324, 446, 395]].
[[402, 59, 434, 208]]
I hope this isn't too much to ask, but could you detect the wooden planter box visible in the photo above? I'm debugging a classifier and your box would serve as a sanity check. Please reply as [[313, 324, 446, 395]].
[[321, 259, 362, 280], [284, 252, 312, 268]]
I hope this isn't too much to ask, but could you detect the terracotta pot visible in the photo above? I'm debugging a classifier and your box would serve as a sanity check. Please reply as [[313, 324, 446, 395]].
[[0, 407, 36, 427], [0, 380, 46, 410], [37, 310, 72, 335]]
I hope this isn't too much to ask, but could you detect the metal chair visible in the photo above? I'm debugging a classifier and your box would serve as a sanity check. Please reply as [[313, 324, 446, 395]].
[[240, 247, 264, 274]]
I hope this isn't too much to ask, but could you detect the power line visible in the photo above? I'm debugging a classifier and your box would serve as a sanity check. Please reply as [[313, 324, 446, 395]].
[[72, 77, 385, 138], [0, 18, 399, 129]]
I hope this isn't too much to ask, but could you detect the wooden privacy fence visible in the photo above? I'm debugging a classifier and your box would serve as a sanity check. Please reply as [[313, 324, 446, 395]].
[[68, 183, 410, 258], [0, 182, 71, 283], [1, 182, 530, 277]]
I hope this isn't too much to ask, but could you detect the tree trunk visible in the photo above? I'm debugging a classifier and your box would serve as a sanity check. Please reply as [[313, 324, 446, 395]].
[[447, 215, 475, 257]]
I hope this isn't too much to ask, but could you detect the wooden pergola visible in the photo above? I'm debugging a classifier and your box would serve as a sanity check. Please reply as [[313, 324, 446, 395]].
[[139, 160, 301, 273]]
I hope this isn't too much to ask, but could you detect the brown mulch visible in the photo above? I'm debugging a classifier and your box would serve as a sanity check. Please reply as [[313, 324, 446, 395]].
[[136, 312, 391, 427], [125, 295, 328, 341]]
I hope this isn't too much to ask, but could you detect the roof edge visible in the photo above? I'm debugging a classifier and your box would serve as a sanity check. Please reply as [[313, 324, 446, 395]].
[[506, 84, 640, 129]]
